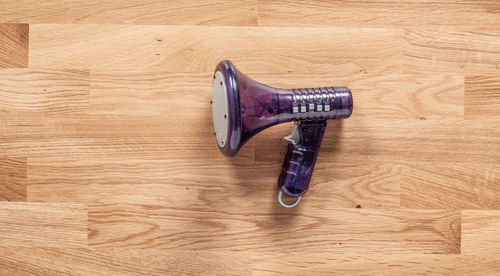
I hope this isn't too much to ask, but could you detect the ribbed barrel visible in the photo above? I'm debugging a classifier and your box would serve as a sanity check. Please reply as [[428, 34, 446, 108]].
[[289, 86, 353, 121]]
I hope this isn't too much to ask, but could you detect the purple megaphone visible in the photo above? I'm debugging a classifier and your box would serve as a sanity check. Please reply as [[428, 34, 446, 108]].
[[212, 60, 353, 208]]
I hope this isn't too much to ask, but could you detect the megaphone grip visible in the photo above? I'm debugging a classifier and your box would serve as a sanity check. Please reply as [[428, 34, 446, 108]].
[[278, 121, 327, 198]]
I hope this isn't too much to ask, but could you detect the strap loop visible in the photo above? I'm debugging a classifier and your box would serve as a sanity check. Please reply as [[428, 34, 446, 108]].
[[278, 190, 301, 208]]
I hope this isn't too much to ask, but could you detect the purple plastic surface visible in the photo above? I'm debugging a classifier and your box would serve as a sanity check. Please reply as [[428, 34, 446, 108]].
[[214, 60, 353, 199]]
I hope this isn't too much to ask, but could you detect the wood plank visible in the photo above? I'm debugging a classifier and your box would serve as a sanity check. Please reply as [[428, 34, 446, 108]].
[[462, 210, 500, 255], [255, 119, 500, 164], [90, 72, 210, 115], [89, 71, 463, 120], [27, 159, 280, 208], [30, 24, 402, 73], [465, 75, 500, 120], [404, 29, 500, 74], [26, 159, 399, 209], [0, 114, 255, 160], [252, 253, 500, 275], [0, 24, 28, 68], [0, 202, 87, 247], [0, 247, 250, 276], [0, 0, 257, 26], [257, 0, 500, 28], [401, 164, 500, 209], [0, 69, 89, 114], [0, 157, 26, 201], [88, 206, 460, 254]]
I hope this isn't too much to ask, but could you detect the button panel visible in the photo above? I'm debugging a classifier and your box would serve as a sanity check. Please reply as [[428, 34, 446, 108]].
[[291, 87, 336, 119]]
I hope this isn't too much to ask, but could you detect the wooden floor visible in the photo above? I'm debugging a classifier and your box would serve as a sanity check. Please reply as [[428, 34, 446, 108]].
[[0, 1, 499, 275]]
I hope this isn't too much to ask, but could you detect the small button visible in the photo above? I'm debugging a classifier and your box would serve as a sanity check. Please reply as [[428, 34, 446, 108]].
[[317, 104, 323, 112], [325, 104, 330, 112], [293, 104, 299, 113], [300, 105, 306, 113], [309, 103, 315, 111]]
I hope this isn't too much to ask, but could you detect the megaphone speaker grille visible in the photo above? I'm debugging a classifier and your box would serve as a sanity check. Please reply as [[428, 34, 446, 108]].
[[212, 70, 229, 148]]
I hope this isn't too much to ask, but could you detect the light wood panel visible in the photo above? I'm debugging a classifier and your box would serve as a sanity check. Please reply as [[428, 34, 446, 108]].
[[252, 253, 500, 276], [462, 210, 500, 255], [0, 157, 26, 201], [404, 29, 500, 74], [465, 75, 500, 120], [0, 114, 241, 160], [89, 71, 210, 115], [88, 206, 460, 254], [26, 159, 399, 209], [0, 247, 251, 276], [0, 0, 257, 26], [401, 164, 500, 209], [0, 0, 499, 274], [0, 202, 87, 247], [258, 0, 500, 28], [0, 69, 89, 114], [27, 159, 279, 209], [0, 24, 28, 68], [30, 24, 402, 74], [255, 119, 500, 164]]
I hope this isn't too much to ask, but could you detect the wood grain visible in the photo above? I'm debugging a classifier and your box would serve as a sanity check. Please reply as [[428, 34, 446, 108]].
[[252, 253, 500, 275], [0, 69, 89, 114], [27, 159, 279, 208], [1, 1, 499, 274], [0, 247, 251, 276], [88, 206, 460, 254], [0, 157, 26, 201], [26, 159, 399, 209], [465, 75, 500, 120], [255, 119, 500, 164], [89, 71, 210, 115], [30, 24, 402, 74], [404, 29, 500, 74], [0, 202, 87, 247], [0, 0, 257, 26], [401, 164, 500, 209], [258, 0, 500, 28], [0, 24, 28, 68], [0, 114, 242, 160], [462, 210, 500, 255]]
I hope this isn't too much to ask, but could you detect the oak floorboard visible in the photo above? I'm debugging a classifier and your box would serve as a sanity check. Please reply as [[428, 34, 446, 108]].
[[252, 253, 500, 275], [465, 75, 500, 120], [0, 24, 28, 68], [0, 202, 87, 247], [88, 206, 460, 254], [0, 157, 26, 201], [0, 69, 89, 114], [0, 247, 251, 276], [401, 164, 500, 209], [0, 0, 257, 26], [462, 210, 500, 255], [257, 0, 500, 28], [29, 25, 402, 74]]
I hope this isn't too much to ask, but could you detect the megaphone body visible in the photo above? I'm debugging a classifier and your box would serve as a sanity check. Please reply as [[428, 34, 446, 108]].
[[212, 60, 352, 207]]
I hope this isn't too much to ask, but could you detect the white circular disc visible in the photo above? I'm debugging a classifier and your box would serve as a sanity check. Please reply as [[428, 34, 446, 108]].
[[212, 71, 229, 148]]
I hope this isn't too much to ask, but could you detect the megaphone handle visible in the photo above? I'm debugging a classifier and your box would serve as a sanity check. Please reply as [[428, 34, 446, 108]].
[[278, 120, 327, 203]]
